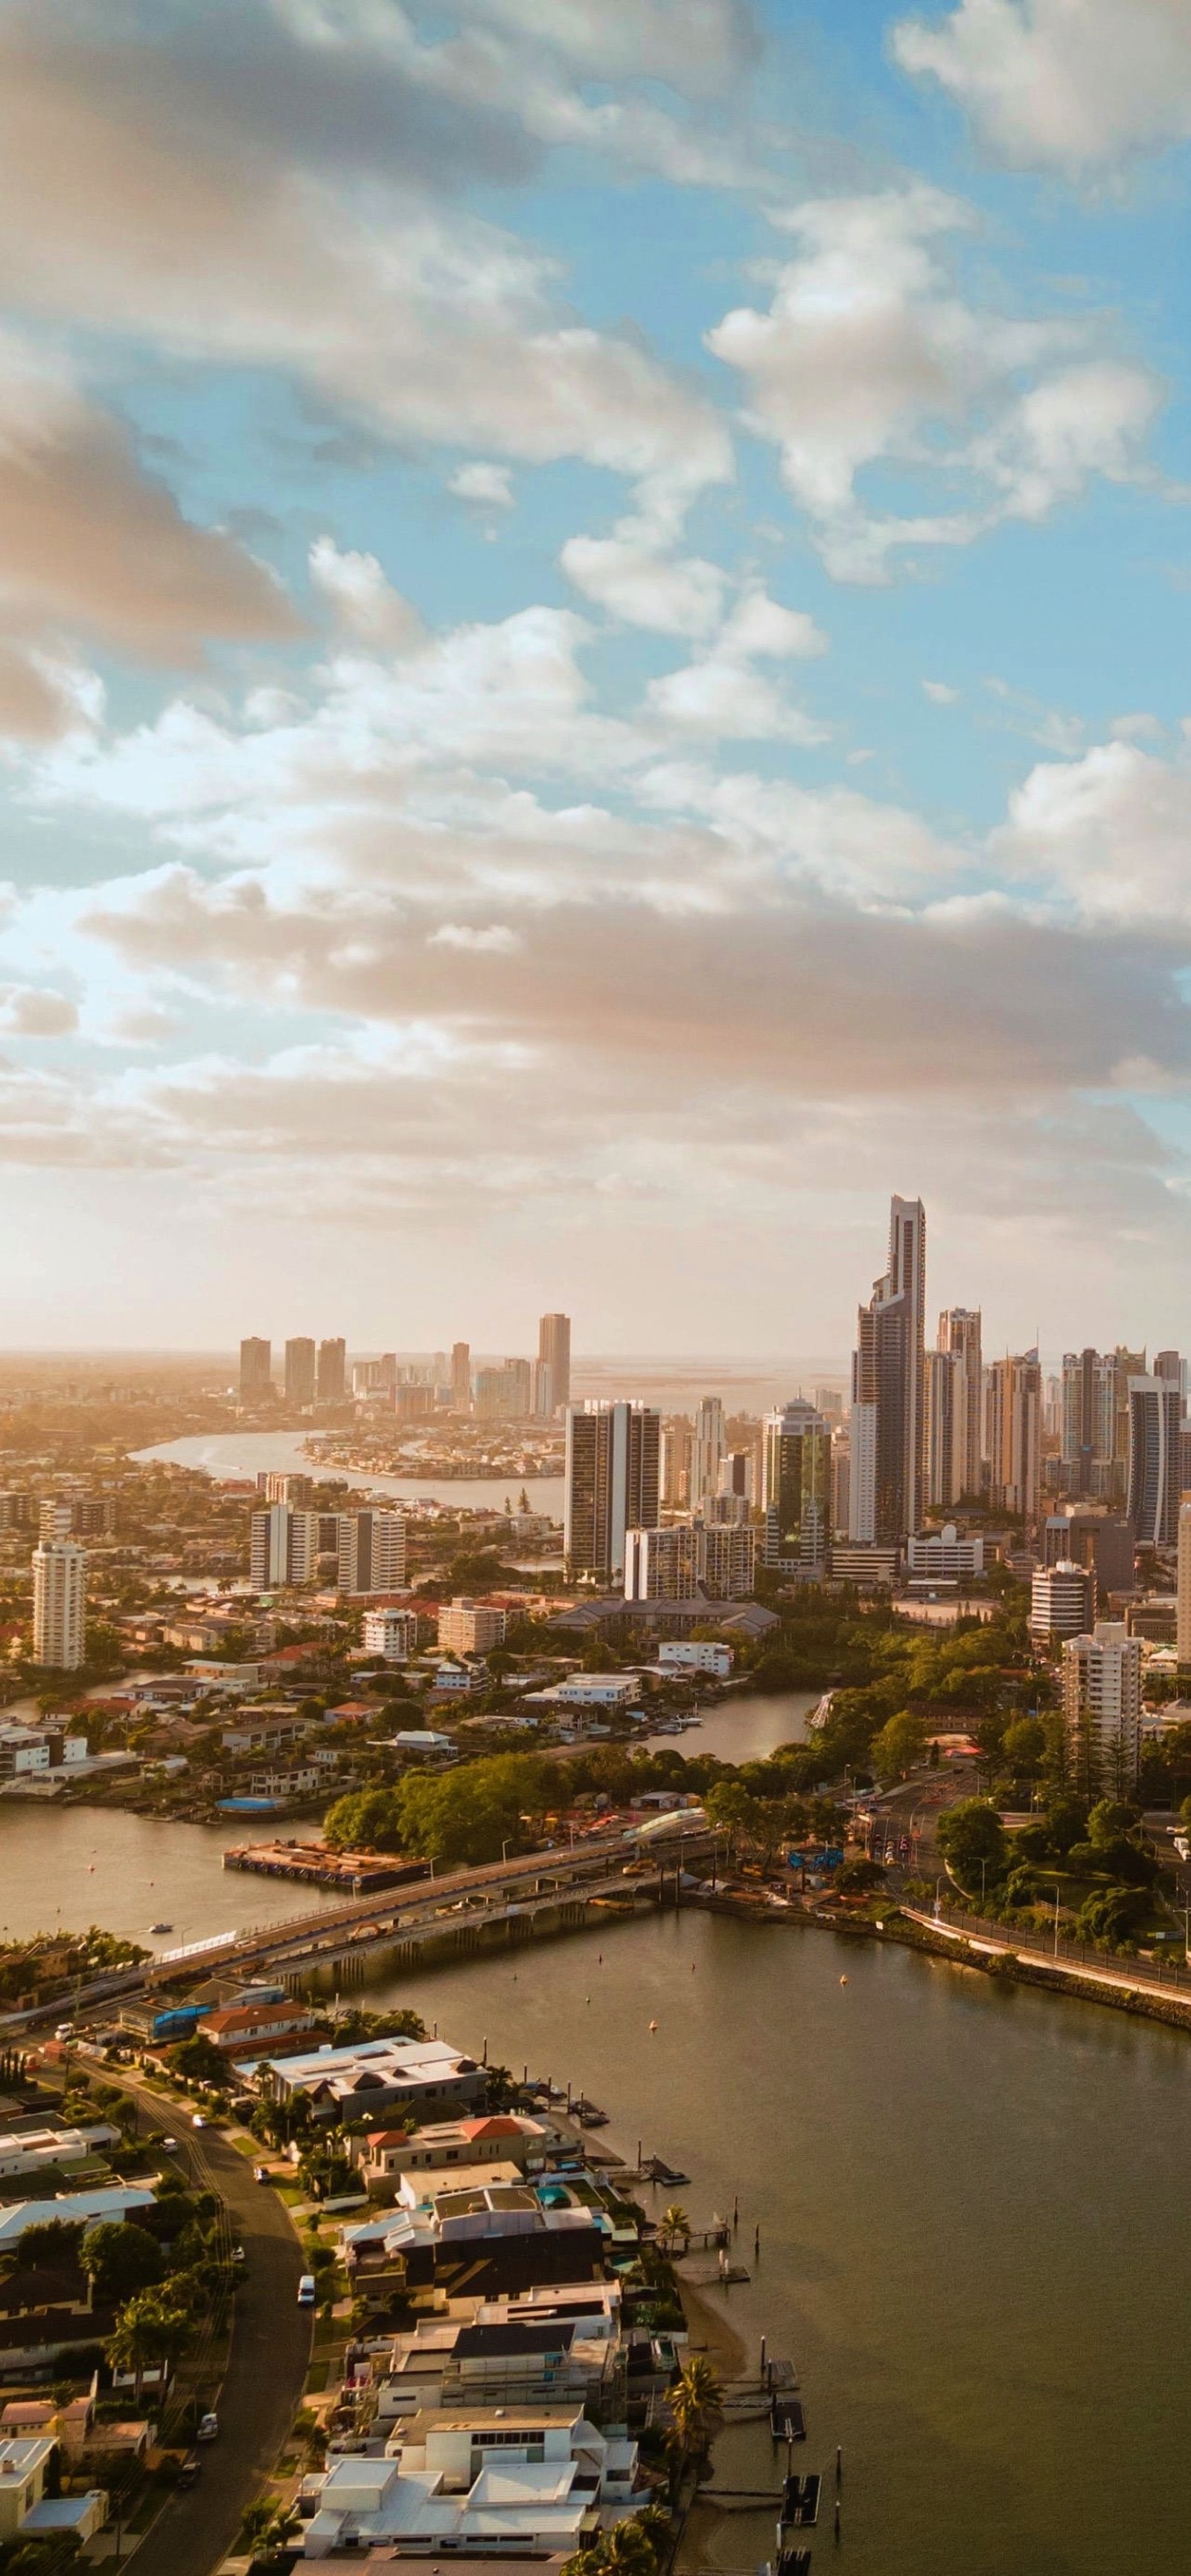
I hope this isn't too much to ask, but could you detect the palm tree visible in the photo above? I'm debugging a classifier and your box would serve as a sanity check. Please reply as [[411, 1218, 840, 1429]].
[[657, 2205, 690, 2254], [105, 2289, 192, 2400], [238, 2501, 301, 2562]]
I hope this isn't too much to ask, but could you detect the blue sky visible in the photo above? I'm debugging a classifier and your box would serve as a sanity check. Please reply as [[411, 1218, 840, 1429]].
[[4, 0, 1191, 1356]]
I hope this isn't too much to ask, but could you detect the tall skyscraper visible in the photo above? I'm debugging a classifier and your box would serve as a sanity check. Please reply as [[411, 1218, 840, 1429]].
[[250, 1505, 319, 1589], [1154, 1348, 1183, 1391], [537, 1313, 572, 1415], [1127, 1374, 1181, 1547], [986, 1352, 1041, 1520], [240, 1337, 272, 1401], [451, 1342, 472, 1411], [692, 1397, 725, 1504], [1062, 1622, 1142, 1797], [660, 1417, 692, 1508], [564, 1401, 660, 1579], [850, 1195, 926, 1543], [923, 1349, 957, 1509], [284, 1337, 316, 1407], [336, 1510, 407, 1596], [316, 1338, 346, 1403], [937, 1307, 983, 1499], [761, 1400, 831, 1576], [1061, 1349, 1115, 1499], [32, 1539, 86, 1670]]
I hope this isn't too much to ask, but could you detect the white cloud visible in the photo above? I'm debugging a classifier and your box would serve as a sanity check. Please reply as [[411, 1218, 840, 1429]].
[[924, 679, 960, 703], [0, 986, 78, 1037], [707, 187, 1160, 579], [449, 461, 515, 510], [892, 0, 1191, 176], [645, 583, 828, 737], [994, 737, 1191, 925], [308, 536, 422, 647], [561, 532, 727, 637]]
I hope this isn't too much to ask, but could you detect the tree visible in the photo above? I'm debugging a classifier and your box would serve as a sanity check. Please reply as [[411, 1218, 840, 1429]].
[[237, 2501, 301, 2562], [80, 2220, 164, 2306], [657, 2205, 690, 2252], [3, 2220, 83, 2275], [936, 1799, 1008, 1887], [1001, 1717, 1047, 1779], [104, 2288, 193, 2397], [170, 2032, 229, 2087], [869, 1709, 927, 1784], [834, 1856, 884, 1895]]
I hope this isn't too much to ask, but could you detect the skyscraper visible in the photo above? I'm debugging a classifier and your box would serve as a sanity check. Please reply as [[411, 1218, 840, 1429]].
[[923, 1348, 957, 1509], [316, 1338, 346, 1403], [1062, 1623, 1142, 1797], [986, 1353, 1041, 1520], [564, 1401, 660, 1579], [284, 1337, 316, 1407], [761, 1400, 831, 1576], [1061, 1349, 1115, 1499], [1127, 1374, 1181, 1547], [240, 1337, 272, 1401], [850, 1195, 926, 1543], [936, 1307, 983, 1499], [451, 1342, 472, 1411], [537, 1313, 572, 1415], [32, 1539, 85, 1670], [335, 1510, 407, 1596], [692, 1397, 725, 1504], [249, 1505, 319, 1589], [1178, 1501, 1191, 1671]]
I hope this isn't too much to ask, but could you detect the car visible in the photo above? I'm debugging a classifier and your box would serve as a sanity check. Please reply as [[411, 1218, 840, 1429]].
[[54, 2023, 74, 2041], [197, 2412, 219, 2443], [231, 2243, 245, 2263], [253, 2164, 269, 2184], [297, 2274, 317, 2307], [162, 2136, 179, 2151], [176, 2452, 201, 2490], [191, 2113, 205, 2129]]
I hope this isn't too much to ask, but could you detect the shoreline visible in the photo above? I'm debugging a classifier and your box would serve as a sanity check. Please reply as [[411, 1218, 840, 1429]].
[[676, 2274, 748, 2380]]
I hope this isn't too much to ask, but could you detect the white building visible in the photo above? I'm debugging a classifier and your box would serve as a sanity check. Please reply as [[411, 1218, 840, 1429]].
[[0, 1726, 89, 1778], [31, 1541, 85, 1670], [624, 1519, 755, 1603], [437, 1598, 507, 1656], [336, 1510, 407, 1597], [1029, 1560, 1096, 1644], [657, 1640, 733, 1677], [249, 1505, 319, 1591], [1061, 1621, 1143, 1795], [363, 1607, 418, 1664], [906, 1525, 984, 1580]]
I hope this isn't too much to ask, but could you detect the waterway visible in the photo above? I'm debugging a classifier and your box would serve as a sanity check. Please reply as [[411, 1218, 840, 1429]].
[[640, 1688, 815, 1763], [134, 1432, 563, 1519]]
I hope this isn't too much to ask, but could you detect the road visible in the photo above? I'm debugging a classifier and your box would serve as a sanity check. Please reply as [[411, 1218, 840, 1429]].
[[121, 2088, 311, 2576]]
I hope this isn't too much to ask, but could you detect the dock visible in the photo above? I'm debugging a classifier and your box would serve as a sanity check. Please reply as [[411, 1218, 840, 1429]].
[[779, 2473, 820, 2530], [770, 2398, 806, 2441], [221, 1841, 430, 1894]]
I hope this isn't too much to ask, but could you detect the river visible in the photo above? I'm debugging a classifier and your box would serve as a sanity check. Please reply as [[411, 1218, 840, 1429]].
[[640, 1688, 816, 1763], [134, 1431, 563, 1519]]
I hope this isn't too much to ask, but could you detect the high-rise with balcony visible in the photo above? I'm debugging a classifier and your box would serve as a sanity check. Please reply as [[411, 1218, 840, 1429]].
[[1061, 1349, 1115, 1499], [250, 1505, 319, 1589], [986, 1352, 1042, 1520], [1062, 1621, 1142, 1796], [936, 1307, 982, 1499], [451, 1342, 472, 1412], [1127, 1374, 1181, 1547], [316, 1338, 346, 1403], [284, 1337, 316, 1407], [692, 1397, 725, 1504], [537, 1314, 572, 1417], [761, 1400, 831, 1576], [1178, 1500, 1191, 1670], [336, 1510, 407, 1597], [564, 1401, 660, 1580], [32, 1539, 86, 1670], [850, 1195, 926, 1544], [240, 1337, 272, 1401]]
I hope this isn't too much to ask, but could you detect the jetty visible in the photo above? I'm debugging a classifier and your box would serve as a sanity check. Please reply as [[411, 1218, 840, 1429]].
[[222, 1840, 429, 1894]]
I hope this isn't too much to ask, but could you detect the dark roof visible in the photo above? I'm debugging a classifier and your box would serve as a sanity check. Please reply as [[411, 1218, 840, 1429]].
[[453, 2322, 575, 2359], [0, 2265, 88, 2316]]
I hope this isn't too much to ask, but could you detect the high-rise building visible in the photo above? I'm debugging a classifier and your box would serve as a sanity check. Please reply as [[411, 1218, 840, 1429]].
[[240, 1337, 272, 1401], [564, 1401, 660, 1580], [1029, 1560, 1096, 1644], [1043, 1510, 1134, 1601], [1112, 1347, 1146, 1496], [1061, 1622, 1142, 1796], [363, 1607, 417, 1664], [761, 1400, 831, 1577], [831, 1430, 850, 1538], [624, 1518, 755, 1602], [32, 1539, 86, 1670], [923, 1348, 957, 1509], [438, 1598, 507, 1655], [38, 1500, 72, 1542], [850, 1195, 926, 1544], [316, 1338, 347, 1403], [692, 1397, 725, 1505], [986, 1352, 1041, 1521], [718, 1451, 753, 1502], [1061, 1350, 1116, 1499], [336, 1511, 407, 1597], [474, 1360, 532, 1420], [537, 1314, 572, 1416], [451, 1342, 472, 1412], [660, 1417, 692, 1509], [249, 1505, 319, 1590], [1127, 1374, 1181, 1547], [1178, 1500, 1191, 1670], [1154, 1348, 1183, 1392], [936, 1308, 983, 1499], [284, 1337, 316, 1407]]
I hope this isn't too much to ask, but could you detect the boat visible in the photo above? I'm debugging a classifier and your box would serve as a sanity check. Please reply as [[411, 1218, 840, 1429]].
[[645, 2155, 691, 2185], [149, 1923, 173, 1934], [575, 2097, 609, 2127], [777, 2473, 820, 2532], [770, 2397, 806, 2441]]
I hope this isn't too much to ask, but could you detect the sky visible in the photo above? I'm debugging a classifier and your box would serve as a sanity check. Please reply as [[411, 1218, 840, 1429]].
[[7, 0, 1191, 1357]]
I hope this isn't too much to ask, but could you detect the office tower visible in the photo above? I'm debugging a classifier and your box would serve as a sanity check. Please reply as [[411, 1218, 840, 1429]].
[[1061, 1623, 1142, 1797], [1178, 1501, 1191, 1669], [923, 1349, 957, 1509], [316, 1338, 347, 1403], [1061, 1350, 1115, 1499], [1112, 1347, 1146, 1496], [249, 1505, 319, 1590], [336, 1510, 407, 1596], [986, 1352, 1042, 1520], [564, 1401, 660, 1579], [936, 1308, 983, 1499], [537, 1313, 572, 1415], [451, 1342, 472, 1412], [718, 1450, 753, 1502], [32, 1539, 86, 1670], [814, 1385, 844, 1425], [1155, 1349, 1182, 1392], [703, 1490, 750, 1526], [692, 1397, 725, 1504], [851, 1195, 926, 1544], [761, 1400, 831, 1576], [1127, 1374, 1181, 1546], [1043, 1510, 1134, 1601], [660, 1417, 692, 1509], [1029, 1560, 1095, 1644], [258, 1472, 311, 1505], [240, 1337, 272, 1401], [284, 1337, 316, 1407]]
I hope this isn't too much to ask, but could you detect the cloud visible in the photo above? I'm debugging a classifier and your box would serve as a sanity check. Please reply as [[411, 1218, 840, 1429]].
[[994, 737, 1191, 925], [449, 461, 515, 510], [308, 536, 422, 646], [561, 532, 727, 636], [924, 679, 960, 703], [0, 986, 79, 1037], [645, 583, 828, 736], [707, 187, 1160, 578], [892, 0, 1191, 176]]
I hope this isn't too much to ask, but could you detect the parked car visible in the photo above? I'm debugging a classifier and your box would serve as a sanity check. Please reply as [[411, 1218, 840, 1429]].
[[197, 2412, 219, 2443], [253, 2165, 269, 2184], [191, 2113, 206, 2129], [297, 2274, 317, 2307], [176, 2452, 201, 2489]]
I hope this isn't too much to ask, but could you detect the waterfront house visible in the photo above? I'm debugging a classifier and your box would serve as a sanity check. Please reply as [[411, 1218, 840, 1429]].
[[353, 2114, 558, 2199], [252, 2036, 486, 2123]]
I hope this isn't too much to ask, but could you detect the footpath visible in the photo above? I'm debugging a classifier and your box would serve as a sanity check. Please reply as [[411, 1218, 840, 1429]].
[[899, 1906, 1191, 2022]]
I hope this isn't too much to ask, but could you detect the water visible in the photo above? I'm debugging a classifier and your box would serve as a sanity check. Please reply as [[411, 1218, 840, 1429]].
[[373, 1913, 1191, 2576], [133, 1432, 563, 1519], [641, 1689, 816, 1763], [0, 1805, 347, 1950]]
